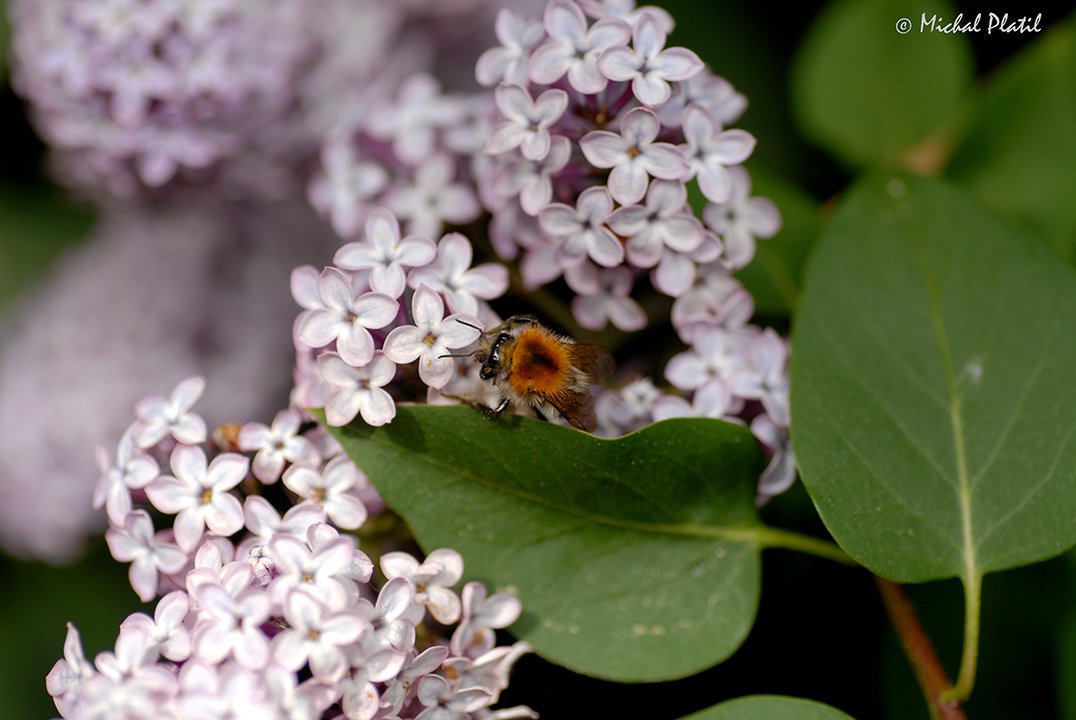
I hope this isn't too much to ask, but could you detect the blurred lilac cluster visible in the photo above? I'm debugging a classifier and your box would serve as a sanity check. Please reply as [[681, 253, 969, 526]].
[[300, 0, 792, 496], [0, 0, 522, 560], [49, 378, 534, 720]]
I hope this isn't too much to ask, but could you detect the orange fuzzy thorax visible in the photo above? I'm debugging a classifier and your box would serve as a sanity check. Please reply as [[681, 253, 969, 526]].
[[503, 326, 573, 398]]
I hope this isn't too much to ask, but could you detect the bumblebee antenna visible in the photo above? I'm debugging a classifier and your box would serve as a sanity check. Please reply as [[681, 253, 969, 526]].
[[454, 318, 484, 332]]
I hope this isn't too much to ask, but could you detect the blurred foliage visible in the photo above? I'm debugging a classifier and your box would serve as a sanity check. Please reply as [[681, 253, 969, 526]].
[[946, 17, 1076, 261], [792, 0, 973, 169], [0, 543, 136, 719], [0, 180, 94, 309]]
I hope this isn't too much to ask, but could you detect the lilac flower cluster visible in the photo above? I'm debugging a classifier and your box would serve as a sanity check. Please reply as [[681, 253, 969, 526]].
[[50, 377, 534, 720], [9, 0, 309, 196], [301, 0, 793, 497], [7, 0, 500, 199], [291, 208, 509, 428]]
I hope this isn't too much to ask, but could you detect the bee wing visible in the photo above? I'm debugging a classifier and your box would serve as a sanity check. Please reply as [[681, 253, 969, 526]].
[[568, 344, 615, 383], [548, 391, 598, 432]]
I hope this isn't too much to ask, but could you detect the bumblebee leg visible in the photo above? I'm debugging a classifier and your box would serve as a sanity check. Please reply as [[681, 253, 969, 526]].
[[479, 397, 511, 422], [532, 407, 548, 423], [442, 393, 509, 422]]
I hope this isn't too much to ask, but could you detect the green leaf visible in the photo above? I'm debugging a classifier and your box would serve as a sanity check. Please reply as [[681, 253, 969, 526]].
[[325, 406, 766, 682], [946, 19, 1076, 262], [792, 0, 973, 169], [681, 695, 856, 720], [792, 173, 1076, 582], [735, 165, 822, 317]]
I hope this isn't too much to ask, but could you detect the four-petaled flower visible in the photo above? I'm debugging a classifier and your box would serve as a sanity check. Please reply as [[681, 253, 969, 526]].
[[132, 376, 207, 448], [334, 208, 437, 299], [407, 233, 509, 316], [568, 265, 647, 332], [680, 104, 756, 204], [317, 352, 397, 427], [528, 0, 631, 94], [272, 589, 367, 684], [281, 455, 369, 531], [238, 408, 320, 485], [94, 428, 159, 526], [145, 445, 248, 553], [598, 10, 704, 106], [414, 673, 494, 720], [298, 267, 399, 367], [381, 548, 464, 624], [606, 178, 705, 268], [579, 107, 689, 205], [105, 509, 188, 602], [485, 84, 569, 162], [538, 186, 624, 268], [382, 285, 482, 390], [476, 8, 544, 87], [702, 165, 781, 269]]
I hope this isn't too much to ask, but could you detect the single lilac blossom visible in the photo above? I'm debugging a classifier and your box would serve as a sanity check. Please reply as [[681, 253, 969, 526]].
[[385, 154, 481, 239], [476, 8, 544, 87], [94, 428, 160, 526], [538, 186, 624, 268], [702, 165, 781, 270], [382, 285, 483, 389], [407, 233, 509, 316], [528, 0, 631, 94], [334, 208, 437, 299], [120, 591, 191, 663], [105, 509, 188, 602], [272, 588, 367, 684], [680, 104, 756, 204], [597, 10, 703, 106], [132, 375, 208, 448], [381, 548, 465, 624], [317, 352, 397, 427], [415, 673, 494, 720], [450, 582, 523, 659], [298, 267, 399, 367], [606, 178, 704, 268], [281, 455, 369, 531], [579, 106, 689, 205], [144, 445, 248, 553], [485, 84, 569, 162], [268, 532, 360, 611], [191, 567, 272, 670], [238, 408, 320, 485], [568, 265, 647, 331]]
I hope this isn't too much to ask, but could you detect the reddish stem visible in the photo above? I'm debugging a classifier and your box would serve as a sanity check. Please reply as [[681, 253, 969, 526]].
[[875, 577, 966, 720]]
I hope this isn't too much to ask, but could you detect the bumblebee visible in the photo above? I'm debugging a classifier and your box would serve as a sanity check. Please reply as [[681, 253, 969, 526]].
[[457, 315, 614, 431]]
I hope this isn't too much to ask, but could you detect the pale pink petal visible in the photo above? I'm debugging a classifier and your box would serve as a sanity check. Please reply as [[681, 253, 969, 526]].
[[337, 325, 375, 367], [358, 387, 396, 426], [204, 494, 244, 537], [579, 130, 625, 168], [382, 326, 426, 364], [608, 160, 649, 205], [652, 47, 703, 81]]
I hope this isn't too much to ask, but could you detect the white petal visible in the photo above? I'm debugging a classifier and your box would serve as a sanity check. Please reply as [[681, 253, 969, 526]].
[[596, 46, 639, 81], [579, 130, 625, 168]]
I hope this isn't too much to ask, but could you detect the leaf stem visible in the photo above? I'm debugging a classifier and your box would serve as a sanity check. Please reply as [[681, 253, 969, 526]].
[[875, 577, 966, 720], [749, 526, 858, 566], [943, 571, 982, 702]]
